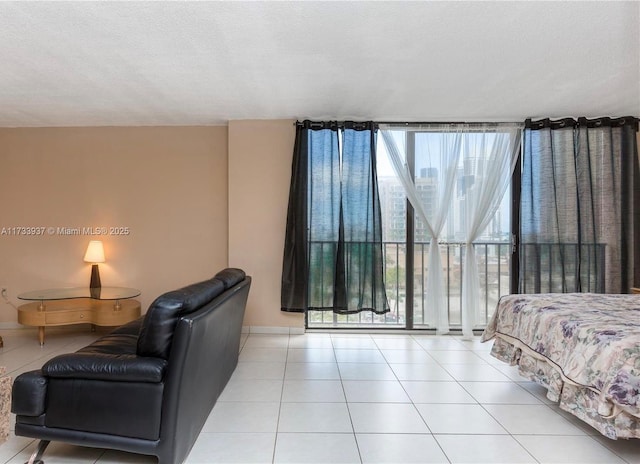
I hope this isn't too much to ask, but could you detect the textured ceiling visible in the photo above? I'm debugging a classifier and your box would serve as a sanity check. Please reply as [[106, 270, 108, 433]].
[[0, 1, 638, 127]]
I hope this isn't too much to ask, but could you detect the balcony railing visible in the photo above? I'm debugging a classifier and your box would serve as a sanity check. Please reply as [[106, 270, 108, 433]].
[[307, 241, 511, 329]]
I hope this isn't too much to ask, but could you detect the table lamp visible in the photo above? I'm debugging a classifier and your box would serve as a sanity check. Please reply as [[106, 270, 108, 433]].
[[83, 240, 105, 289]]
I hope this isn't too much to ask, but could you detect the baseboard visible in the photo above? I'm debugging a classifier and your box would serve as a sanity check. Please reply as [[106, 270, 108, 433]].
[[0, 322, 25, 330], [241, 326, 305, 335]]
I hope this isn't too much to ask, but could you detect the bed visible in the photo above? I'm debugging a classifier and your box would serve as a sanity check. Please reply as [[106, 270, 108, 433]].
[[481, 293, 640, 439]]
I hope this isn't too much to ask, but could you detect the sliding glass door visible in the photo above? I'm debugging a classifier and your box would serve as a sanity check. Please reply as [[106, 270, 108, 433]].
[[307, 127, 515, 330]]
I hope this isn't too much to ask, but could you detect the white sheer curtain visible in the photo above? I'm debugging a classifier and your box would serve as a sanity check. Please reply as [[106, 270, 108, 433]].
[[381, 124, 521, 337], [459, 127, 521, 338], [380, 127, 463, 334]]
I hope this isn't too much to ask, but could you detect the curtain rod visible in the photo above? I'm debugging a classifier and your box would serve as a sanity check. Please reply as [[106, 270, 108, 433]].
[[377, 121, 523, 126], [294, 120, 524, 128], [525, 116, 639, 131]]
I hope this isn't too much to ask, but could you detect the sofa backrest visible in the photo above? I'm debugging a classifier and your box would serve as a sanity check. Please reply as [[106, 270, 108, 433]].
[[214, 268, 247, 289], [159, 273, 251, 464], [137, 268, 246, 359]]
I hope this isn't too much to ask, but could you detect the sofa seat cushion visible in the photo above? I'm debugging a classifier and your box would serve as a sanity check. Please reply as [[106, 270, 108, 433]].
[[137, 277, 226, 359], [77, 332, 138, 356], [43, 330, 166, 383], [43, 353, 167, 383]]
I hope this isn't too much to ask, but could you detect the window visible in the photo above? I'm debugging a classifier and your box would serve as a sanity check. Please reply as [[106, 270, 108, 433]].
[[307, 123, 520, 334]]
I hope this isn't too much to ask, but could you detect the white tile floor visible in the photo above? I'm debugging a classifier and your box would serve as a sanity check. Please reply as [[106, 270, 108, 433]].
[[1, 328, 640, 463]]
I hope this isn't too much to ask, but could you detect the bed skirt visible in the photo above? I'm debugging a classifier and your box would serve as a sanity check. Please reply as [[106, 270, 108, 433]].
[[488, 334, 640, 439]]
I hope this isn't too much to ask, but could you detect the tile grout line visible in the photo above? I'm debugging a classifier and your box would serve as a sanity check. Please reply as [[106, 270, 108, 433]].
[[334, 335, 365, 464], [400, 334, 453, 464], [271, 333, 291, 464]]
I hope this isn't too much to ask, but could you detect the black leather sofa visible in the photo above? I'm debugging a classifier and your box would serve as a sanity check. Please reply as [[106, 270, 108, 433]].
[[11, 268, 251, 464]]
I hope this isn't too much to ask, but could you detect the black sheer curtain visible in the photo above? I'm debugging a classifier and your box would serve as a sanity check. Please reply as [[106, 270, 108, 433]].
[[280, 121, 316, 312], [281, 120, 389, 314], [519, 116, 639, 294]]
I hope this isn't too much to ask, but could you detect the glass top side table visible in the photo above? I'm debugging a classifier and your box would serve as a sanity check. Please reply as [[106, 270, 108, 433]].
[[18, 287, 140, 302], [17, 287, 141, 345]]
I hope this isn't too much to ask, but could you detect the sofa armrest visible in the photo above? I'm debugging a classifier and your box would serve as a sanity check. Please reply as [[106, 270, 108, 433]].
[[43, 353, 167, 383], [12, 370, 47, 416]]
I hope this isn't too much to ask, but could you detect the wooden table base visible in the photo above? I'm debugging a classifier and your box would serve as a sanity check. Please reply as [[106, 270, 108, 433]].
[[18, 299, 141, 345]]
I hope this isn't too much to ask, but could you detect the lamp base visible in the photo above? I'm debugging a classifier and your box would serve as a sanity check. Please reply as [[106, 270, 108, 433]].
[[89, 264, 101, 289]]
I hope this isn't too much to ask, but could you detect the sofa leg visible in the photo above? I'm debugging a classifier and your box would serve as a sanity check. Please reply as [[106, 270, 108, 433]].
[[26, 440, 50, 464]]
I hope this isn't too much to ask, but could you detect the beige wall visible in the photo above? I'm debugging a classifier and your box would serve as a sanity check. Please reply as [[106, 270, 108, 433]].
[[228, 120, 304, 329], [0, 126, 228, 323]]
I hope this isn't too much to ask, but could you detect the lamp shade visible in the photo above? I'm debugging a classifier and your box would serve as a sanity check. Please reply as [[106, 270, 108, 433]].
[[83, 240, 105, 263]]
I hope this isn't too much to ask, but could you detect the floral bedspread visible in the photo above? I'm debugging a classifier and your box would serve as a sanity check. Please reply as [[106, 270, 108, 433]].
[[482, 293, 640, 439]]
